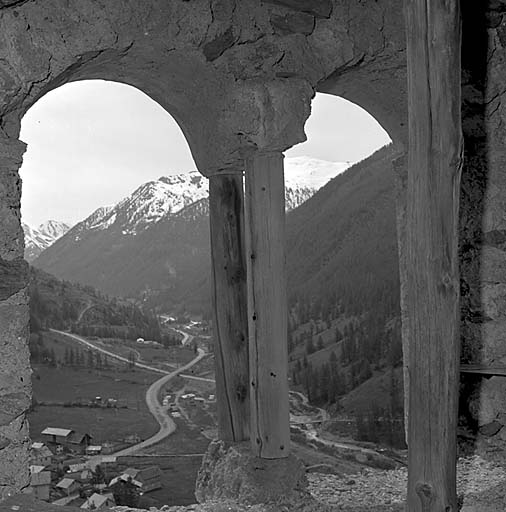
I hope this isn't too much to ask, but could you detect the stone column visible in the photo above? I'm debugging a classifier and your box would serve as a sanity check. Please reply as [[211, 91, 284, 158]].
[[208, 172, 249, 442], [0, 135, 31, 500], [244, 151, 290, 459]]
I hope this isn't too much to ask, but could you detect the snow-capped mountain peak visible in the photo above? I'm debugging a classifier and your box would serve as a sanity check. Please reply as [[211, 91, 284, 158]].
[[47, 157, 351, 247], [69, 171, 209, 237], [23, 220, 70, 262]]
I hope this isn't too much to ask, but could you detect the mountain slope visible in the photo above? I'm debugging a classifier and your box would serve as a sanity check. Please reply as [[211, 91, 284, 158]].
[[33, 158, 349, 308], [23, 220, 70, 261], [29, 266, 161, 341], [286, 145, 400, 310]]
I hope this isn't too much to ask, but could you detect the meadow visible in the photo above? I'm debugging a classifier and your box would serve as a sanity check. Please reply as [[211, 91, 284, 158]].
[[30, 363, 159, 444]]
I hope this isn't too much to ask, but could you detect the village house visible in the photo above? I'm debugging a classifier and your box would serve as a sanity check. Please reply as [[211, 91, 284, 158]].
[[85, 445, 102, 456], [55, 477, 81, 497], [41, 427, 73, 448], [51, 495, 80, 507], [61, 458, 86, 473], [29, 466, 51, 502], [80, 492, 115, 510], [41, 427, 92, 454], [66, 468, 93, 484], [109, 466, 162, 493], [66, 432, 93, 454], [29, 442, 53, 467]]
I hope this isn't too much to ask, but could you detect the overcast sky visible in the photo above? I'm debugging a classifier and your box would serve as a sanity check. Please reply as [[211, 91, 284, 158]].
[[19, 80, 391, 227]]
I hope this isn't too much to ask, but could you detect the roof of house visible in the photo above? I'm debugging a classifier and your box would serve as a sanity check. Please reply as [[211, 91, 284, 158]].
[[80, 493, 114, 509], [52, 495, 80, 506], [65, 461, 88, 471], [123, 468, 140, 479], [31, 442, 44, 449], [42, 427, 73, 437], [31, 444, 53, 459], [29, 465, 46, 474], [85, 445, 102, 452], [66, 469, 92, 482], [108, 474, 142, 488], [124, 466, 161, 482], [31, 471, 51, 486], [56, 478, 79, 490], [67, 431, 92, 444]]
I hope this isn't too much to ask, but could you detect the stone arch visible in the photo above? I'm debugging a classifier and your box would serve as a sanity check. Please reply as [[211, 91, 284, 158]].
[[0, 0, 416, 501]]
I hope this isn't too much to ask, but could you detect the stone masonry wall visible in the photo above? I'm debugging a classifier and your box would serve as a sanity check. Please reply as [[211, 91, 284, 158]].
[[0, 132, 30, 500], [458, 1, 506, 454]]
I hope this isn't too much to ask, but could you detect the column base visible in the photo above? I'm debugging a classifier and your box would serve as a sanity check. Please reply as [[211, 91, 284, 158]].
[[196, 440, 312, 506]]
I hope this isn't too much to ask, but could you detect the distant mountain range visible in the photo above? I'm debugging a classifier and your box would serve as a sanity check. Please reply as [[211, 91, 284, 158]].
[[32, 157, 351, 309], [23, 220, 70, 262]]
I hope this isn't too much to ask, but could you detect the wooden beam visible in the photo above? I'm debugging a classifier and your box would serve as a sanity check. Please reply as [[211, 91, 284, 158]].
[[460, 365, 506, 377], [405, 1, 463, 511], [209, 173, 249, 442], [245, 151, 290, 459]]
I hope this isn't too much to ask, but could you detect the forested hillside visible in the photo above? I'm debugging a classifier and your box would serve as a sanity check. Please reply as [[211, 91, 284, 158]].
[[29, 266, 163, 342], [285, 145, 404, 440]]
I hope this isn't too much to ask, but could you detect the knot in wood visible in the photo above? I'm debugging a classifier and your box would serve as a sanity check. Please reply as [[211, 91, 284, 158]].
[[235, 383, 247, 402], [415, 482, 434, 511]]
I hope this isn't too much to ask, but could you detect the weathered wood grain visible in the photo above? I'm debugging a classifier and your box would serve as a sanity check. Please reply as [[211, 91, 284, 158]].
[[209, 173, 250, 442], [244, 152, 290, 459], [405, 1, 463, 511]]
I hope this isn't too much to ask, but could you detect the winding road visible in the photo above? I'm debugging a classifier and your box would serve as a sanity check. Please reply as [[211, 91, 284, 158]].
[[51, 329, 207, 457], [113, 347, 206, 456]]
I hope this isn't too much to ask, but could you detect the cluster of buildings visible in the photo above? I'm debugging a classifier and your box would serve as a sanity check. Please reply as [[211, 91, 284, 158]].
[[29, 426, 162, 508]]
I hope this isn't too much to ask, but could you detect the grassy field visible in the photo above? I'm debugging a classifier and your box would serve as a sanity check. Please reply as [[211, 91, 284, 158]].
[[28, 404, 158, 445], [32, 365, 157, 404], [96, 337, 196, 366], [30, 364, 159, 444], [39, 331, 195, 368]]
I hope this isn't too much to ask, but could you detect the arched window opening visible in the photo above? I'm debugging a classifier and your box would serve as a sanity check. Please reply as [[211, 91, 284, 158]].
[[21, 81, 403, 509], [21, 80, 210, 509], [283, 93, 408, 490]]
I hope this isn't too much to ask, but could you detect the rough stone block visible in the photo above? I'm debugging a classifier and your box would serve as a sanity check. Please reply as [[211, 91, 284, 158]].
[[271, 12, 315, 35], [479, 420, 503, 437], [203, 27, 236, 61], [196, 440, 309, 506], [0, 137, 26, 169], [0, 391, 30, 426], [469, 377, 506, 425], [480, 283, 506, 321], [0, 257, 27, 300], [264, 0, 332, 18], [0, 416, 30, 499]]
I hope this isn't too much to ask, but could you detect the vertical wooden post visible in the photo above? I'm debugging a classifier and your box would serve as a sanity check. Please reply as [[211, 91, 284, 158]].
[[393, 153, 409, 445], [244, 151, 290, 459], [405, 1, 463, 511], [209, 172, 250, 442]]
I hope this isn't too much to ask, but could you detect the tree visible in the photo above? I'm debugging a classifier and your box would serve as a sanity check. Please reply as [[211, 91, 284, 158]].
[[111, 477, 140, 507], [87, 349, 94, 368], [91, 464, 105, 485]]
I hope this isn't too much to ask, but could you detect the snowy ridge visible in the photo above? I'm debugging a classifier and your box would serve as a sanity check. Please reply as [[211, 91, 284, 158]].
[[43, 157, 351, 248], [284, 156, 351, 189], [23, 220, 70, 261]]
